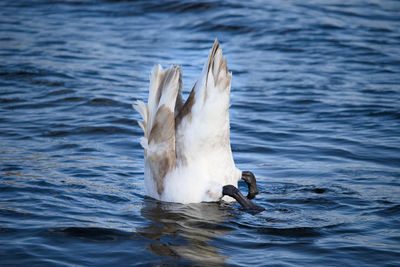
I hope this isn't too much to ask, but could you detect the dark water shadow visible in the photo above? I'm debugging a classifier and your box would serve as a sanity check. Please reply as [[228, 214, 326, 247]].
[[138, 197, 235, 266]]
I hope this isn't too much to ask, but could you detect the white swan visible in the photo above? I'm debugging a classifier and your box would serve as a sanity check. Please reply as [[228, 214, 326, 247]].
[[134, 40, 262, 210]]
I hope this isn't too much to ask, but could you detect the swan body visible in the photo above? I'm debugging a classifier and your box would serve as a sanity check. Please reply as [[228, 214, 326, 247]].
[[134, 40, 243, 204]]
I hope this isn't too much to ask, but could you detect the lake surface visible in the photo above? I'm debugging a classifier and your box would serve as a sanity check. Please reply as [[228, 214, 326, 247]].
[[1, 0, 400, 266]]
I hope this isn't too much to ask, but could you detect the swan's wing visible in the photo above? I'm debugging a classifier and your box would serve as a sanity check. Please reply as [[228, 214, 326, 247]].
[[175, 40, 233, 167], [134, 65, 182, 196]]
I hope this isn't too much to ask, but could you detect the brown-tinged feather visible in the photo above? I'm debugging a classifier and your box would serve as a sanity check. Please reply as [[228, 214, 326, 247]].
[[175, 83, 196, 128], [148, 104, 176, 195]]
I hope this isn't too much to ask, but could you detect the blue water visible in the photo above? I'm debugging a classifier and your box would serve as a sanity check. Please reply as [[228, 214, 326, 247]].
[[1, 0, 400, 266]]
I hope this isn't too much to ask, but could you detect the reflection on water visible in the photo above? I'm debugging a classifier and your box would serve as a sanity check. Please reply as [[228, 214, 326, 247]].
[[139, 197, 233, 265]]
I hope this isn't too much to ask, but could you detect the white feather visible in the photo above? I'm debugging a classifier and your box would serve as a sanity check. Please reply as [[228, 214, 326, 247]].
[[135, 40, 241, 204]]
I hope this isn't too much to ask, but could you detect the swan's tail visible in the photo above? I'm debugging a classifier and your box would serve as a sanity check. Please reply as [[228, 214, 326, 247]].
[[133, 65, 182, 195]]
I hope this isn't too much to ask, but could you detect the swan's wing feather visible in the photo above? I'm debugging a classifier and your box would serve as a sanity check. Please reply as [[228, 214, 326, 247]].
[[175, 40, 233, 167], [134, 65, 182, 196]]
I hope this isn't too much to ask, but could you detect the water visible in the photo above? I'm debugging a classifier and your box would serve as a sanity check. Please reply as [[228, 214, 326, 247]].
[[1, 0, 400, 265]]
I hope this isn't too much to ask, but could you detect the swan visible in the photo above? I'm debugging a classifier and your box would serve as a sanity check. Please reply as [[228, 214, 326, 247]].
[[134, 40, 263, 210]]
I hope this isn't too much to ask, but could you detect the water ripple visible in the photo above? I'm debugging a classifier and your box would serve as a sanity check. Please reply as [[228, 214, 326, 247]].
[[1, 0, 399, 266]]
